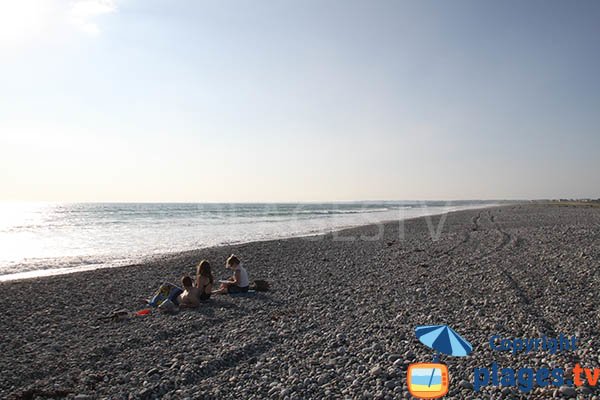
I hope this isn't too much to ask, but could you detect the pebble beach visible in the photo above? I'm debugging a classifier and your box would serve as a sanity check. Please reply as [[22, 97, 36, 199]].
[[1, 203, 600, 399]]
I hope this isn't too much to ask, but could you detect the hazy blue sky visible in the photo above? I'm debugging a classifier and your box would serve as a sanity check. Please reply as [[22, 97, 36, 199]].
[[1, 0, 599, 202]]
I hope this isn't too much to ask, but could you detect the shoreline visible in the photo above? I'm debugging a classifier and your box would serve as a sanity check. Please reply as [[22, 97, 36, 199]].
[[0, 203, 500, 283], [2, 203, 598, 399]]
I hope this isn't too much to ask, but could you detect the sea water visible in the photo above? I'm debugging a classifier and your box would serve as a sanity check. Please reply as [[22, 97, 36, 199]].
[[0, 201, 496, 281]]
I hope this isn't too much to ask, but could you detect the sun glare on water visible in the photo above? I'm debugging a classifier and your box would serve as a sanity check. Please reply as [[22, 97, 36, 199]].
[[0, 202, 49, 263]]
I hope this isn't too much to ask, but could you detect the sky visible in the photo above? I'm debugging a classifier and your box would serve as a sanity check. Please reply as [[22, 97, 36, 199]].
[[1, 0, 599, 202]]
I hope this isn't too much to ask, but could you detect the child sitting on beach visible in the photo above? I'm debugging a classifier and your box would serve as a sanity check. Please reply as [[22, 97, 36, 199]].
[[213, 254, 249, 294], [195, 260, 213, 301], [178, 275, 201, 308]]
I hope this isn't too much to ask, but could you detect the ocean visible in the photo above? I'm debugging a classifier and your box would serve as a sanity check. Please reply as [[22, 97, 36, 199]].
[[0, 201, 496, 281]]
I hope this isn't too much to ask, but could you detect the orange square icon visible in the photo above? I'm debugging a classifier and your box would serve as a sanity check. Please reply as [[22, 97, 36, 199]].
[[407, 362, 449, 399]]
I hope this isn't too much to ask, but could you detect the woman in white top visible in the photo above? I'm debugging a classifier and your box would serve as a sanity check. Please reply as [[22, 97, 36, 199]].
[[213, 254, 250, 294]]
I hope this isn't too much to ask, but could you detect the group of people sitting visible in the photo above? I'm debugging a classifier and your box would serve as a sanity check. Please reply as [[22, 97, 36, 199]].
[[149, 254, 250, 310]]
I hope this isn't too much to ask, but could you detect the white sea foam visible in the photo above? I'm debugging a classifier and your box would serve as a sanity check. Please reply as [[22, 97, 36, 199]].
[[0, 201, 498, 281]]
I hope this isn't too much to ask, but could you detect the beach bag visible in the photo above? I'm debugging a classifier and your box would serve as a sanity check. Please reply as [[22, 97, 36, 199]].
[[252, 280, 270, 292], [148, 282, 183, 307]]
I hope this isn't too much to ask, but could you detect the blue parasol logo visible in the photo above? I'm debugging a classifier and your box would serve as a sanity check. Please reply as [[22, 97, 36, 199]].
[[416, 324, 473, 359]]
